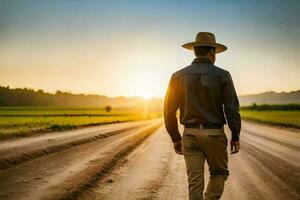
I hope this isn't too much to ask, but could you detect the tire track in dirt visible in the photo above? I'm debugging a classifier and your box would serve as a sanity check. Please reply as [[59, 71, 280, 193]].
[[239, 139, 300, 198], [242, 129, 300, 150], [0, 123, 148, 170]]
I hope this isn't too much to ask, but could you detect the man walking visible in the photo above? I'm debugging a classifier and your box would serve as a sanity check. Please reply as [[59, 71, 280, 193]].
[[164, 32, 241, 200]]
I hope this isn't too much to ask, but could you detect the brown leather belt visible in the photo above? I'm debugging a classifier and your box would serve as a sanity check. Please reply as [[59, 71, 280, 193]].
[[184, 123, 224, 129]]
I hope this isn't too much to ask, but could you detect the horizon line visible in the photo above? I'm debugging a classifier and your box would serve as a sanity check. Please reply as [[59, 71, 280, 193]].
[[1, 85, 299, 99]]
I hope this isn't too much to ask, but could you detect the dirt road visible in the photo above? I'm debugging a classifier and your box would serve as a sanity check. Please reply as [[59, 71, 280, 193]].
[[0, 119, 299, 200]]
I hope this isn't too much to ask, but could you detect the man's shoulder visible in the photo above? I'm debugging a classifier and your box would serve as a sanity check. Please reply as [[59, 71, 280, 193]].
[[171, 65, 190, 78], [213, 65, 231, 76], [171, 64, 230, 79]]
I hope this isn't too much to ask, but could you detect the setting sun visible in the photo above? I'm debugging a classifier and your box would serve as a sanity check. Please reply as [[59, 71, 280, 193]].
[[141, 90, 153, 100]]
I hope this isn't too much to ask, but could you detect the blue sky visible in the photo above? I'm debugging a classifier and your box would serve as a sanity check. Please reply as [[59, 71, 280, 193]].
[[0, 0, 299, 97]]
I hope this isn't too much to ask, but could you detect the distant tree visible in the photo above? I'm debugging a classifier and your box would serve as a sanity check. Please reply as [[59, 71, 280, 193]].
[[105, 106, 112, 112], [251, 103, 257, 110]]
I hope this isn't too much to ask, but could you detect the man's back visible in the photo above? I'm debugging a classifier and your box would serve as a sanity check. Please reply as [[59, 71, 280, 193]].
[[164, 57, 241, 143], [172, 57, 230, 125]]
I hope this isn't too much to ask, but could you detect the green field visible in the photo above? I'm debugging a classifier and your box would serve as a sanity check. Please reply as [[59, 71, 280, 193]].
[[240, 110, 300, 129], [0, 107, 162, 139]]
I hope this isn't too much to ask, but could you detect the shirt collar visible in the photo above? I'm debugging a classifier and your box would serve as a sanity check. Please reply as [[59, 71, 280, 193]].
[[191, 57, 213, 64]]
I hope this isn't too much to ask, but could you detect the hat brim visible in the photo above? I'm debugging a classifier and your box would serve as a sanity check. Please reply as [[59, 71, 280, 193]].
[[182, 42, 227, 54]]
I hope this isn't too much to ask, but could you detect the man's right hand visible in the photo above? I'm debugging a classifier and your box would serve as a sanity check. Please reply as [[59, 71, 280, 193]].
[[173, 140, 183, 155], [230, 140, 240, 154]]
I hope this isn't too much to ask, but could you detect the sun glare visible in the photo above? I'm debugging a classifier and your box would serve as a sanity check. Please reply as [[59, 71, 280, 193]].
[[141, 90, 153, 100]]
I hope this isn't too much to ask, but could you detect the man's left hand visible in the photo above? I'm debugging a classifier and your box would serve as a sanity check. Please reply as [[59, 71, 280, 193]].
[[173, 140, 183, 155]]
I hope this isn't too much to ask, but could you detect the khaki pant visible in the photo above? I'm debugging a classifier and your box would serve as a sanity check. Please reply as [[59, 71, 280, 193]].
[[182, 128, 229, 200]]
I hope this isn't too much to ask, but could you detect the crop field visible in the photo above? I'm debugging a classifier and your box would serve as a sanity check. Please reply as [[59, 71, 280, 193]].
[[0, 107, 162, 139], [240, 110, 300, 129]]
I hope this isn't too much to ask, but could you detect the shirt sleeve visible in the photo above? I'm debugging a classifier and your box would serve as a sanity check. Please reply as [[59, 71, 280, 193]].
[[222, 72, 241, 141], [164, 75, 181, 143]]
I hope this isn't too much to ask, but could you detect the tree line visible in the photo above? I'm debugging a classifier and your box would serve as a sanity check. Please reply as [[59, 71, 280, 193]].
[[0, 86, 162, 109], [0, 86, 111, 106], [241, 103, 300, 111]]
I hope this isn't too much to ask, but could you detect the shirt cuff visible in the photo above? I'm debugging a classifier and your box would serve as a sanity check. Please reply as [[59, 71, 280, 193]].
[[231, 133, 239, 141], [171, 132, 182, 143]]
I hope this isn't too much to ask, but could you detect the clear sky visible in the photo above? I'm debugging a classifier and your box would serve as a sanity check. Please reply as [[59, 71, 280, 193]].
[[0, 0, 299, 98]]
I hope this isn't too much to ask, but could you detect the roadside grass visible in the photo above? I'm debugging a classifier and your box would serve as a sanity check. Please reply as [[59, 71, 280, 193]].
[[240, 110, 300, 129], [0, 107, 162, 139], [0, 107, 141, 116]]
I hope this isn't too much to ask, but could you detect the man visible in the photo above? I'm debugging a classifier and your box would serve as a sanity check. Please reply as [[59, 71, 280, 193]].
[[164, 32, 241, 200]]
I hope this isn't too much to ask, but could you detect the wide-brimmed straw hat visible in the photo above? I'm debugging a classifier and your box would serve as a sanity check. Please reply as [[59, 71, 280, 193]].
[[182, 32, 227, 54]]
